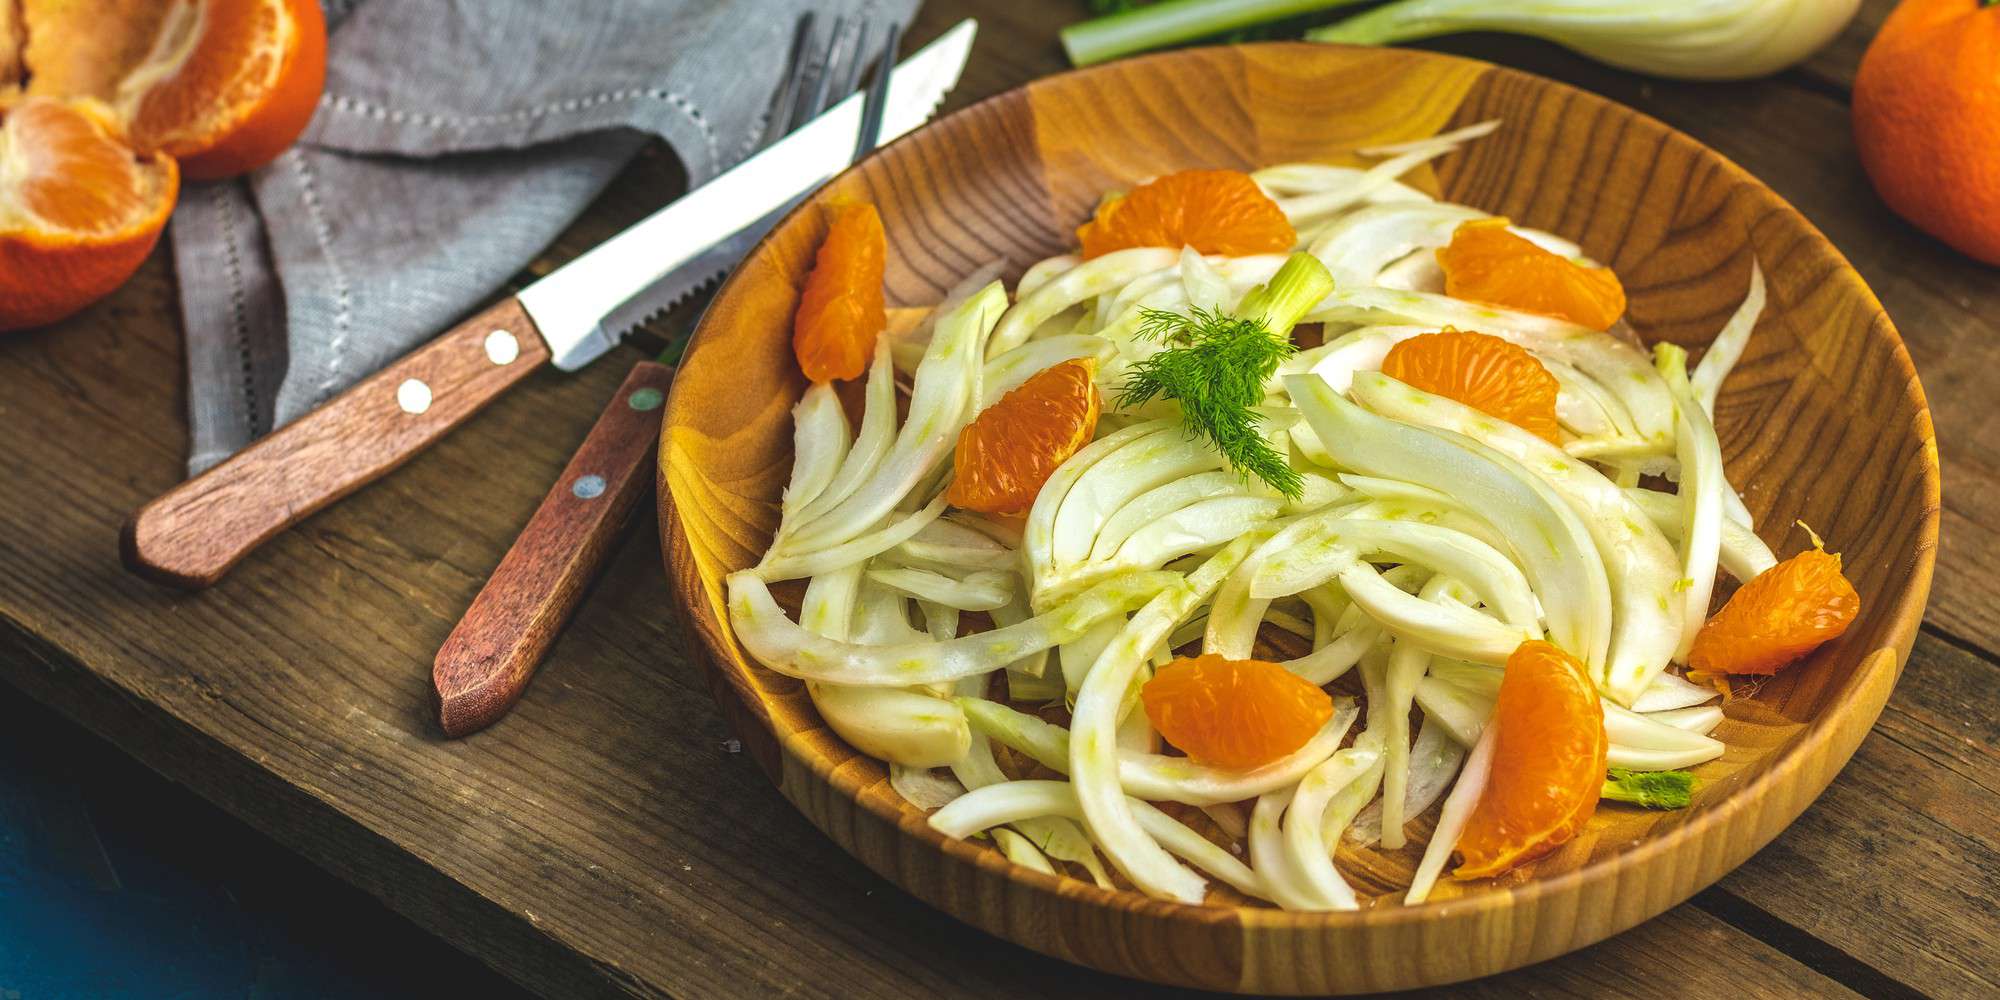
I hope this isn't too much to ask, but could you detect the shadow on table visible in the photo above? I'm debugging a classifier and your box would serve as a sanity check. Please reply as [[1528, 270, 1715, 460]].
[[0, 687, 534, 1000]]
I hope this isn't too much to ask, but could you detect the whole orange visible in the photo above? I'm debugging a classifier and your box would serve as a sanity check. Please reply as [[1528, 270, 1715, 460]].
[[1852, 0, 2000, 265]]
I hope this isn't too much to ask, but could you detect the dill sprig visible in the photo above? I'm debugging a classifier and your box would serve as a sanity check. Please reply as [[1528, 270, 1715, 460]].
[[1117, 305, 1303, 499], [1114, 252, 1333, 500]]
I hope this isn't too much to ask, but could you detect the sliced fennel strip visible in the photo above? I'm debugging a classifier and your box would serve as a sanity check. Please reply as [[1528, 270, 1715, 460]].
[[1071, 534, 1266, 903], [1288, 372, 1610, 674], [928, 780, 1268, 901]]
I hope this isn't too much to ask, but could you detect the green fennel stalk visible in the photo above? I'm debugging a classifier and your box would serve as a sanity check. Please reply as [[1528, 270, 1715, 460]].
[[1601, 767, 1695, 809], [1062, 0, 1369, 65]]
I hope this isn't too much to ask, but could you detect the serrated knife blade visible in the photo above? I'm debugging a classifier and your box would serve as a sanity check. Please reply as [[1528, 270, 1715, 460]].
[[522, 18, 976, 371], [590, 187, 809, 345]]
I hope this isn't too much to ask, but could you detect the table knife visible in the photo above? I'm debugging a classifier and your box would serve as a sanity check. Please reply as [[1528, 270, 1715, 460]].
[[121, 19, 976, 590], [430, 22, 907, 738]]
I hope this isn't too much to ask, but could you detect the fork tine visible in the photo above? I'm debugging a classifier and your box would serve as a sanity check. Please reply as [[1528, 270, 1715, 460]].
[[779, 17, 833, 136], [851, 22, 901, 161], [753, 12, 818, 154], [793, 16, 850, 128], [824, 18, 874, 111]]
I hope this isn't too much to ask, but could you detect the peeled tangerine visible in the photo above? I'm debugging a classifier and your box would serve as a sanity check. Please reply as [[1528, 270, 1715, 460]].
[[1141, 654, 1334, 770], [947, 358, 1101, 516], [1381, 329, 1562, 443], [1076, 169, 1296, 260], [792, 200, 887, 383], [0, 99, 178, 331], [1690, 542, 1859, 676], [1455, 641, 1606, 880], [1438, 218, 1626, 331]]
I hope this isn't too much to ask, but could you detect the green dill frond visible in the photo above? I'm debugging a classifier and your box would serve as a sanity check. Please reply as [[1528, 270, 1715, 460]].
[[1116, 306, 1302, 499]]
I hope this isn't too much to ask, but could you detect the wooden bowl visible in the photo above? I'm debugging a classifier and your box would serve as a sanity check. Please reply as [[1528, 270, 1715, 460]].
[[658, 43, 1939, 994]]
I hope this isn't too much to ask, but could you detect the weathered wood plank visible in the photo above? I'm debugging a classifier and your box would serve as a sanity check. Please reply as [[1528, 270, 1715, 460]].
[[0, 614, 636, 1000], [1719, 631, 2000, 999], [0, 2, 1986, 998], [1796, 0, 1892, 93]]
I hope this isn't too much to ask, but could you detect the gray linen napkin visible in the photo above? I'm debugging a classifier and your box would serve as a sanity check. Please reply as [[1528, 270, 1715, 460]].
[[172, 0, 916, 475]]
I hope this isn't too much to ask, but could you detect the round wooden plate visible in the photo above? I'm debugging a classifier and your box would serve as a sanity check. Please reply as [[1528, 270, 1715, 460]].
[[657, 43, 1939, 994]]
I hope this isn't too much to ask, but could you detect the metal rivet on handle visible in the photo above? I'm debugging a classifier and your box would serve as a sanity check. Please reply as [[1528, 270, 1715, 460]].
[[397, 379, 432, 414], [572, 474, 607, 500], [485, 330, 520, 365], [627, 388, 664, 412]]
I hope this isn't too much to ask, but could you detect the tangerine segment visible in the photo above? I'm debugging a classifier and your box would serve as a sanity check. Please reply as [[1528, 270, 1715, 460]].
[[947, 358, 1100, 515], [1438, 218, 1626, 331], [1076, 169, 1295, 259], [1381, 329, 1562, 443], [1689, 546, 1859, 676], [12, 1, 175, 102], [1455, 640, 1606, 880], [1141, 653, 1335, 770], [793, 200, 888, 383], [0, 98, 179, 331], [121, 0, 327, 179]]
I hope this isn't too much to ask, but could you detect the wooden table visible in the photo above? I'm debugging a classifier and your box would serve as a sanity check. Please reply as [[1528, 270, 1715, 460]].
[[0, 3, 1991, 997]]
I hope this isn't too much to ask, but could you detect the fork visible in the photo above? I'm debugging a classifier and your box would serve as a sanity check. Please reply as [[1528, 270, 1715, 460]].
[[430, 14, 899, 738]]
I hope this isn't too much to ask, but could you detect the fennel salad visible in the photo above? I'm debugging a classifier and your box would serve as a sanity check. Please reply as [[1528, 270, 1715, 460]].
[[724, 121, 1860, 909]]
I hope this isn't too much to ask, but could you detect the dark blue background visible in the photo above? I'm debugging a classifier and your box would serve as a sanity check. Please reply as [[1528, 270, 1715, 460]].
[[0, 689, 533, 999]]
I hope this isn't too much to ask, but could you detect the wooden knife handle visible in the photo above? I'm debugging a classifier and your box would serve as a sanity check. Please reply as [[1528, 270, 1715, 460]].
[[122, 298, 552, 589], [432, 361, 675, 738]]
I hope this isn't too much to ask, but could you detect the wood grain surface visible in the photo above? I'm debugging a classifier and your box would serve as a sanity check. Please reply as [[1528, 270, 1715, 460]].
[[434, 361, 675, 738], [121, 296, 551, 589], [662, 39, 1937, 995], [0, 3, 1991, 998]]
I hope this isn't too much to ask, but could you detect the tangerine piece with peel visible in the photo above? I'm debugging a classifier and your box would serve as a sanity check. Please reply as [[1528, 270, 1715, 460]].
[[6, 0, 327, 179], [1438, 218, 1626, 331], [947, 358, 1101, 515], [1077, 169, 1295, 259], [0, 98, 178, 330], [0, 0, 326, 329], [1455, 641, 1606, 880], [122, 0, 329, 179], [1381, 329, 1563, 443], [1141, 654, 1335, 771]]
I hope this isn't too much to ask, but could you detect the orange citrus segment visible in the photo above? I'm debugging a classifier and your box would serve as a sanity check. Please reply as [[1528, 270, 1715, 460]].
[[793, 200, 888, 383], [120, 0, 327, 179], [947, 358, 1100, 515], [1381, 329, 1562, 443], [12, 1, 175, 102], [0, 97, 178, 331], [1076, 169, 1295, 259], [1689, 544, 1859, 676], [1438, 218, 1626, 331], [1454, 640, 1606, 880], [1141, 653, 1335, 770]]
